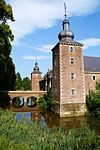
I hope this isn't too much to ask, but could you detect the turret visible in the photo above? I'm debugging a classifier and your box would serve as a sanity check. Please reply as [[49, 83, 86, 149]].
[[31, 60, 42, 91]]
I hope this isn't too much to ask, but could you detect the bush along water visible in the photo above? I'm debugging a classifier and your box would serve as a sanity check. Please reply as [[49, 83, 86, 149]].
[[0, 109, 100, 150], [86, 80, 100, 118], [38, 89, 55, 111]]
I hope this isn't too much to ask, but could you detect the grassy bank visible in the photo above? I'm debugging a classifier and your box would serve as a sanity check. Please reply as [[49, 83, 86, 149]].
[[0, 109, 100, 150]]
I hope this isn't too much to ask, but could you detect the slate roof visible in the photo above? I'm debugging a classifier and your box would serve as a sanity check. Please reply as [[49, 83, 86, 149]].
[[84, 56, 100, 72]]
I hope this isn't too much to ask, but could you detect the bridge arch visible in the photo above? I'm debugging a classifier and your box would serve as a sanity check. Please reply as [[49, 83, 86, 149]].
[[12, 96, 24, 108], [27, 96, 37, 107]]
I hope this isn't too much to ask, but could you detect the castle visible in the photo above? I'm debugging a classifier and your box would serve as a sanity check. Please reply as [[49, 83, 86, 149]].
[[31, 5, 100, 117]]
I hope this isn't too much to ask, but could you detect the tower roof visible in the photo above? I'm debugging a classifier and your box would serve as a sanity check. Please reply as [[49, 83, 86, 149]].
[[58, 3, 74, 42], [32, 61, 42, 74]]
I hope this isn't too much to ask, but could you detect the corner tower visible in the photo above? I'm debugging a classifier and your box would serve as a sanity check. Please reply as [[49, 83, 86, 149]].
[[31, 60, 42, 91], [52, 3, 86, 117]]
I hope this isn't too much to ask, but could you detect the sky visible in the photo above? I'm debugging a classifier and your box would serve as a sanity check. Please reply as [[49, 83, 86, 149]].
[[6, 0, 100, 78]]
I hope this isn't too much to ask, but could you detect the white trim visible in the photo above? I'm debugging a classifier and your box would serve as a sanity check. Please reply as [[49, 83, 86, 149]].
[[84, 72, 100, 74]]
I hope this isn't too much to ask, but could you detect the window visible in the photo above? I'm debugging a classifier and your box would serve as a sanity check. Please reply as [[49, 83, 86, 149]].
[[71, 89, 76, 96], [70, 58, 74, 64], [69, 46, 74, 52], [92, 76, 96, 80], [71, 73, 75, 80]]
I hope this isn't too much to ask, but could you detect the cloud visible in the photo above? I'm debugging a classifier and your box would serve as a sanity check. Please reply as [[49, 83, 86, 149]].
[[22, 55, 50, 60], [79, 38, 100, 49], [36, 44, 55, 53], [8, 0, 100, 45]]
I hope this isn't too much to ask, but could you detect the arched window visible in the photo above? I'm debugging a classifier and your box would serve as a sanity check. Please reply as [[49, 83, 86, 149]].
[[71, 73, 76, 80], [92, 76, 96, 80], [69, 46, 74, 52], [70, 57, 75, 64], [71, 89, 76, 96]]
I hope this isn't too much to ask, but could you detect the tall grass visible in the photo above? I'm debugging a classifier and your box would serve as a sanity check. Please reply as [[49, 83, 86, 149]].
[[0, 109, 100, 150]]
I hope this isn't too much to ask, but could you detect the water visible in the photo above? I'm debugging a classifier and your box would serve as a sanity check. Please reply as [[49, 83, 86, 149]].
[[15, 108, 100, 135]]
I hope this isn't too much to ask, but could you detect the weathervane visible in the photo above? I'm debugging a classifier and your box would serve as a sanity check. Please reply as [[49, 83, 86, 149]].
[[64, 2, 67, 18]]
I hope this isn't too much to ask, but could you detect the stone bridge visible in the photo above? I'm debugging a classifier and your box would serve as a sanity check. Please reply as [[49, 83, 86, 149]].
[[0, 91, 47, 109], [7, 91, 47, 101]]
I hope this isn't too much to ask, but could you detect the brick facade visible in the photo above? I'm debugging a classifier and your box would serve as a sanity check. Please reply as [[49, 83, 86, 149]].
[[85, 72, 100, 95], [31, 73, 42, 91], [31, 62, 42, 91], [52, 42, 86, 117]]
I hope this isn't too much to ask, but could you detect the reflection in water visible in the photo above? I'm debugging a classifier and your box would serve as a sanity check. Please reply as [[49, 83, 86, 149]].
[[15, 108, 100, 135], [16, 112, 32, 121]]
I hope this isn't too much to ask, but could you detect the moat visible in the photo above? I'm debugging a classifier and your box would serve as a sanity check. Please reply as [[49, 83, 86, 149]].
[[13, 108, 100, 135]]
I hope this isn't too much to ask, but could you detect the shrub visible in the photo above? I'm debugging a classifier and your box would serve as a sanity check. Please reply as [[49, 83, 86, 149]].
[[86, 81, 100, 118], [38, 89, 55, 110]]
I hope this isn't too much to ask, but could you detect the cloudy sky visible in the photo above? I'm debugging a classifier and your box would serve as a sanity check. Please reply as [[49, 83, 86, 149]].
[[6, 0, 100, 78]]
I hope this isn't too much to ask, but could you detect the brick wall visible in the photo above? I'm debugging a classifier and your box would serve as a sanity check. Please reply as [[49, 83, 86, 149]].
[[52, 43, 60, 103], [31, 73, 42, 91], [85, 72, 100, 95], [59, 43, 85, 104]]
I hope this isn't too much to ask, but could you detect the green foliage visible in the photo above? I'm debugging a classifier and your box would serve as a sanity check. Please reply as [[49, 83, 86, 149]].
[[0, 57, 16, 91], [86, 80, 100, 118], [38, 89, 55, 110], [15, 72, 23, 90], [22, 77, 31, 90], [0, 109, 100, 150], [15, 72, 31, 90], [0, 0, 15, 92], [0, 0, 14, 22], [0, 92, 11, 107], [96, 80, 100, 90]]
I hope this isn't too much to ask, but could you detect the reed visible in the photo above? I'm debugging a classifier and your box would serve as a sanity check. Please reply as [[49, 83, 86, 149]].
[[0, 109, 100, 150]]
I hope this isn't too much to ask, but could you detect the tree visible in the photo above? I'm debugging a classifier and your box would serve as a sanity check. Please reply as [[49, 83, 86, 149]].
[[0, 0, 15, 91], [0, 0, 14, 22], [23, 77, 31, 90], [15, 72, 31, 90], [38, 89, 55, 110], [15, 72, 23, 90], [0, 0, 15, 107], [86, 80, 100, 118]]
